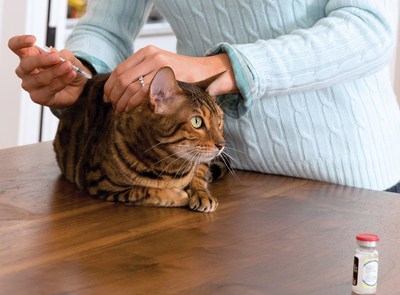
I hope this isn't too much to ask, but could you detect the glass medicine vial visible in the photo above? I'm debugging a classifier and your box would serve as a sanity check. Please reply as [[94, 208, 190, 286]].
[[352, 234, 380, 294]]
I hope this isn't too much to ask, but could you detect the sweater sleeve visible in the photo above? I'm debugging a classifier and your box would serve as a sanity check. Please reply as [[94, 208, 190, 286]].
[[65, 0, 153, 73], [206, 0, 398, 118]]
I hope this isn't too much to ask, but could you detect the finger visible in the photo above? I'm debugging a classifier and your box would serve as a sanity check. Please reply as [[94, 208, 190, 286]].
[[17, 47, 81, 77], [22, 70, 77, 107], [8, 35, 36, 56], [16, 51, 61, 77], [103, 50, 147, 103], [108, 74, 135, 105], [20, 60, 75, 91], [28, 72, 77, 106], [114, 81, 142, 112], [105, 64, 150, 105], [59, 49, 84, 68], [103, 70, 119, 103], [125, 86, 149, 112], [104, 65, 127, 103]]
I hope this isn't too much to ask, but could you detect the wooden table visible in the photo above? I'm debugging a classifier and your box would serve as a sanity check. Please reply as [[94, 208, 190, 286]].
[[0, 142, 399, 295]]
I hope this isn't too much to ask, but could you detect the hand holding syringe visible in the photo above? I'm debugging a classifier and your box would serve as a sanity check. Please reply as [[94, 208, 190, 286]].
[[36, 45, 92, 79]]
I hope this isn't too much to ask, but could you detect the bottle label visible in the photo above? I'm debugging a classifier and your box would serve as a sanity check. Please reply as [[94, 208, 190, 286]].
[[362, 258, 379, 288], [353, 256, 379, 291]]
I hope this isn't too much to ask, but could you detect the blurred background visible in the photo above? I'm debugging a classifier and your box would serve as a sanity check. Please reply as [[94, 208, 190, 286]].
[[0, 0, 399, 149]]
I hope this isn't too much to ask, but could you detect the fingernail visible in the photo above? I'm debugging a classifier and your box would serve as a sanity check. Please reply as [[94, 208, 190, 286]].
[[25, 36, 36, 44], [48, 52, 59, 62], [63, 61, 75, 73], [66, 69, 76, 79], [103, 94, 109, 102]]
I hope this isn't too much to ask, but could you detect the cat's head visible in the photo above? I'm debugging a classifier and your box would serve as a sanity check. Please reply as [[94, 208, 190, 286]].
[[143, 67, 225, 164]]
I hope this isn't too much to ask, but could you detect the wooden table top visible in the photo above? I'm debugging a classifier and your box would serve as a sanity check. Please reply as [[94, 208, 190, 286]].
[[0, 142, 399, 295]]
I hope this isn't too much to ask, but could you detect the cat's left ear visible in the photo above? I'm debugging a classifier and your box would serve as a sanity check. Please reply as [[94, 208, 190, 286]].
[[149, 66, 182, 114], [194, 71, 228, 95]]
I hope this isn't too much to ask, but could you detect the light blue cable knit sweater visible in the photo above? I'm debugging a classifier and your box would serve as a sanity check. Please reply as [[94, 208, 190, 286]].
[[66, 0, 400, 190]]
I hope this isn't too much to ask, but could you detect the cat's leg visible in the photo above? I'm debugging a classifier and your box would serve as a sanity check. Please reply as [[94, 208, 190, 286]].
[[137, 188, 189, 207], [104, 187, 189, 208], [188, 163, 218, 212]]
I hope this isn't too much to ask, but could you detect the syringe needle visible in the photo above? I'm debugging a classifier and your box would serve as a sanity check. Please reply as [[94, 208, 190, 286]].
[[36, 45, 92, 79]]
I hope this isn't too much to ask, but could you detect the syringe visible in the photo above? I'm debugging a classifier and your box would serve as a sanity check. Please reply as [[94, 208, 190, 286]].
[[37, 45, 93, 79]]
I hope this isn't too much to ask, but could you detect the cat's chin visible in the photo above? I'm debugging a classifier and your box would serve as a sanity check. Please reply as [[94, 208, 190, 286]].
[[178, 153, 217, 164], [198, 153, 220, 163]]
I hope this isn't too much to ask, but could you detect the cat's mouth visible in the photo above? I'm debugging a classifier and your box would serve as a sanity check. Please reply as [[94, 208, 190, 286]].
[[178, 148, 223, 163], [199, 148, 225, 163]]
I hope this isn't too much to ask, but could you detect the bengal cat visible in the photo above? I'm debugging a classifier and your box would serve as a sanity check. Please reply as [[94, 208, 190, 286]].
[[53, 67, 226, 212]]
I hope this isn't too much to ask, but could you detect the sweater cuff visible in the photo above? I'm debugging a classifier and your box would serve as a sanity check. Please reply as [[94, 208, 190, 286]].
[[50, 53, 108, 119], [73, 51, 111, 74], [205, 42, 255, 118], [76, 56, 98, 76]]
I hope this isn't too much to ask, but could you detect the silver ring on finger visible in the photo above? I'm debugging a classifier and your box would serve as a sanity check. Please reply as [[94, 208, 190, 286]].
[[138, 75, 145, 87]]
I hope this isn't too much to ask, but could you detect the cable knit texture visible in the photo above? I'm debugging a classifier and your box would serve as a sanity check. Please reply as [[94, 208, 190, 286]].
[[66, 0, 400, 190]]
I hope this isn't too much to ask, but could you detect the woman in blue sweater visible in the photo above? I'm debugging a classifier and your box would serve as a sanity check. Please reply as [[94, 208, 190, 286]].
[[8, 0, 400, 192]]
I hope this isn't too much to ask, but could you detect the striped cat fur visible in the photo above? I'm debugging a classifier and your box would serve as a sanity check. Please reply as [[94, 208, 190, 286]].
[[53, 67, 226, 212]]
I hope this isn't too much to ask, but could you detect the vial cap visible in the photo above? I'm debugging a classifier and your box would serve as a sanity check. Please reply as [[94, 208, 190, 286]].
[[356, 234, 380, 242]]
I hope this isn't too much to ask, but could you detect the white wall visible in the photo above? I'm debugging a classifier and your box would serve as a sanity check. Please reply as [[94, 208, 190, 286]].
[[395, 24, 400, 101], [0, 0, 29, 149], [0, 2, 3, 40], [0, 0, 68, 149], [0, 0, 48, 149]]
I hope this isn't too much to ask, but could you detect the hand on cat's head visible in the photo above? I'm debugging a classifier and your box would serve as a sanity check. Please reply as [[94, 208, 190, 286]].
[[105, 65, 226, 114], [149, 67, 224, 115], [103, 45, 236, 113]]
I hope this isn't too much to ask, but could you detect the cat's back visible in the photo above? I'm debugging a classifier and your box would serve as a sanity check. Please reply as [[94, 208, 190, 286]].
[[53, 74, 112, 188]]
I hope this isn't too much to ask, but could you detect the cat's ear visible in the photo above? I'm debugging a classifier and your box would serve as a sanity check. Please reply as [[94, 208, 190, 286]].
[[194, 71, 228, 95], [149, 67, 181, 114]]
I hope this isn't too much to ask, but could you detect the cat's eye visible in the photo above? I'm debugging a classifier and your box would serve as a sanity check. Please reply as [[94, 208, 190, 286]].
[[190, 116, 203, 129]]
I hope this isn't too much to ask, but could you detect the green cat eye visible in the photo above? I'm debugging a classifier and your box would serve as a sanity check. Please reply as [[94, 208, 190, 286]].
[[190, 116, 203, 129]]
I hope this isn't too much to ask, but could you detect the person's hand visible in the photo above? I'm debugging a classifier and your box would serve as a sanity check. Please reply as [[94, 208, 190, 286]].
[[8, 35, 91, 108], [103, 45, 238, 112]]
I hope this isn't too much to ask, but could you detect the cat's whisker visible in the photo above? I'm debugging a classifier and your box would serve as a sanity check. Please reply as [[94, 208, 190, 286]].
[[144, 141, 167, 154], [153, 152, 181, 167], [224, 146, 247, 154], [173, 152, 197, 181], [175, 148, 207, 182], [126, 148, 189, 180], [152, 148, 190, 166], [222, 150, 251, 169], [157, 156, 188, 179], [194, 151, 203, 166], [220, 152, 241, 182], [216, 146, 225, 157], [156, 146, 197, 179]]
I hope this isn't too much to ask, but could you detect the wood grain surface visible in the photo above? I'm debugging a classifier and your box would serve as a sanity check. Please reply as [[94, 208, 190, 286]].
[[0, 142, 398, 295]]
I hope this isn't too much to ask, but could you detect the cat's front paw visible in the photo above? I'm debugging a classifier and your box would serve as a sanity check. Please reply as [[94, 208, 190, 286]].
[[189, 193, 218, 212]]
